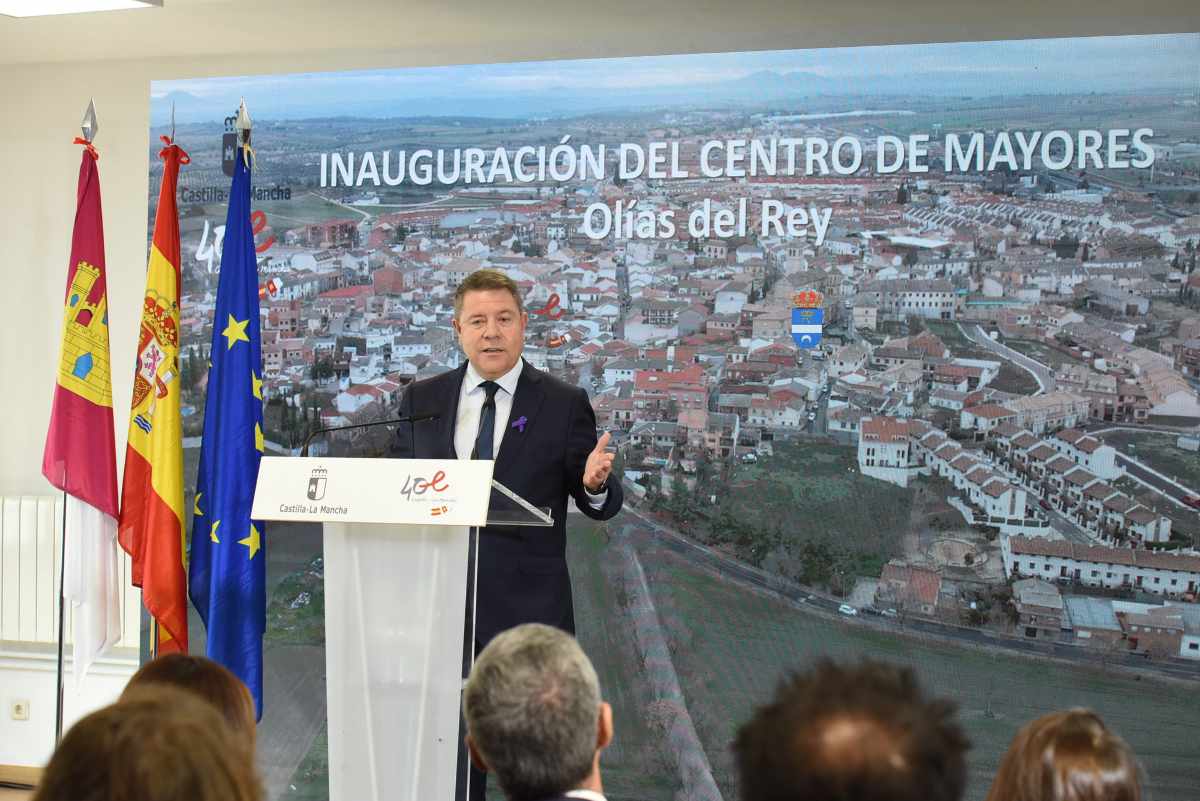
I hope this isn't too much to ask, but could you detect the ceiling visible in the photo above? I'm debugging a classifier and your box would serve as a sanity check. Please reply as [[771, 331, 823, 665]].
[[0, 0, 1196, 68]]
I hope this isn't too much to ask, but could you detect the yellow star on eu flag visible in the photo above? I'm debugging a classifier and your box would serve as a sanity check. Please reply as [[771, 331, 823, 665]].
[[210, 519, 221, 543], [222, 314, 250, 350], [239, 523, 261, 560], [255, 422, 264, 453], [194, 492, 203, 517], [251, 371, 263, 400]]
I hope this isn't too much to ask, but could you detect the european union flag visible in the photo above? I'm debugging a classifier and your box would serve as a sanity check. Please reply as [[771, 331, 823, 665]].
[[189, 148, 267, 718]]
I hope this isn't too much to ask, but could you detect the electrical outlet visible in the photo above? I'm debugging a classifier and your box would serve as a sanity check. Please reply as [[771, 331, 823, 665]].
[[11, 699, 29, 721]]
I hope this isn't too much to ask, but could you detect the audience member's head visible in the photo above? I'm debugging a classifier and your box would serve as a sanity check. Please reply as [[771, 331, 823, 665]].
[[122, 653, 256, 750], [463, 623, 612, 801], [32, 685, 263, 801], [734, 658, 969, 801], [985, 709, 1142, 801]]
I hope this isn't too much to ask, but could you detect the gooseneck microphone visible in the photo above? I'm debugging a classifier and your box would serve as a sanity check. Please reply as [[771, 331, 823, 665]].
[[299, 412, 440, 457]]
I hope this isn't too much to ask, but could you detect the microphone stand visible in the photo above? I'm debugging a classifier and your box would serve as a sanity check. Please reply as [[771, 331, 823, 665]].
[[300, 412, 439, 457]]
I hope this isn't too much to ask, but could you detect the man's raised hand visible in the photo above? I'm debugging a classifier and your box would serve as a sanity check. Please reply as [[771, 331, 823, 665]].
[[583, 431, 614, 493]]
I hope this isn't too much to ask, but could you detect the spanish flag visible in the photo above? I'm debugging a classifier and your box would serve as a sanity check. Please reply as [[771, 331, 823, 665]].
[[117, 136, 190, 655], [42, 137, 122, 684]]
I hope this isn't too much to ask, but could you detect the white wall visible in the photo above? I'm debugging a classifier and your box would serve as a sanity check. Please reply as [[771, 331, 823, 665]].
[[0, 648, 136, 768]]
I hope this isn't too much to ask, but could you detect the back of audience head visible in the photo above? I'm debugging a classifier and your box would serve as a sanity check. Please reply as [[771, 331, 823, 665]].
[[32, 685, 263, 801], [734, 658, 970, 801], [463, 623, 612, 801], [122, 652, 256, 750], [986, 709, 1142, 801]]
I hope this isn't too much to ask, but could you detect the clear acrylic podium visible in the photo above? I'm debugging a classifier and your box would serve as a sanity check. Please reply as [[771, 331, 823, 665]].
[[252, 456, 552, 801]]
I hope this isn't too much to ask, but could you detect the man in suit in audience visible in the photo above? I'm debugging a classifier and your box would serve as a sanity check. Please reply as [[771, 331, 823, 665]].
[[463, 623, 612, 801], [734, 658, 970, 801]]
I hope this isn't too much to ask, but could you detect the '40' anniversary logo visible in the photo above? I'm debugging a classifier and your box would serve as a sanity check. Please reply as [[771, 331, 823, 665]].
[[400, 470, 450, 501]]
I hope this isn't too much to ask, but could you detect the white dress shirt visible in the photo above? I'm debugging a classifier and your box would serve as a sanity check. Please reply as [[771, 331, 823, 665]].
[[454, 359, 523, 461], [564, 791, 607, 801], [454, 358, 607, 509]]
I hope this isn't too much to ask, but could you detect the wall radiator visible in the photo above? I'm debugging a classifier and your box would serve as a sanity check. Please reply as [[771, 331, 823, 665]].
[[0, 495, 140, 649]]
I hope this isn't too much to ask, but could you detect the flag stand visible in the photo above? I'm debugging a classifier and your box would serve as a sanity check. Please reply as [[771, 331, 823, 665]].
[[54, 486, 67, 743]]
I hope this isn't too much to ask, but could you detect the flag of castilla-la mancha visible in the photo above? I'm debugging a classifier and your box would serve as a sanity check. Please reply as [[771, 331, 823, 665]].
[[42, 138, 122, 684], [117, 136, 190, 655]]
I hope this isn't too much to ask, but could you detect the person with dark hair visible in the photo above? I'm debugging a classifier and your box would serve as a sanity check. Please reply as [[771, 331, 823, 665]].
[[985, 709, 1142, 801], [734, 658, 970, 801], [32, 685, 263, 801], [122, 653, 256, 751], [393, 267, 623, 801], [463, 623, 612, 801]]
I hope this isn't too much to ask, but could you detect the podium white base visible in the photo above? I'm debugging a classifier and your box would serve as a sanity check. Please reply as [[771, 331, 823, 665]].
[[325, 522, 468, 801]]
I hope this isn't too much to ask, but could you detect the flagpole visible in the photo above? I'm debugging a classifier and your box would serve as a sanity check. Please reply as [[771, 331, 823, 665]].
[[55, 486, 67, 743], [53, 102, 100, 741]]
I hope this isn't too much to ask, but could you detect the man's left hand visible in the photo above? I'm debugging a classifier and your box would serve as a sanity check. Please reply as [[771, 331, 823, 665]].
[[583, 432, 614, 493]]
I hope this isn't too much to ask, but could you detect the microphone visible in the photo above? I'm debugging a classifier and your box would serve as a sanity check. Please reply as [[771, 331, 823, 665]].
[[300, 412, 440, 457]]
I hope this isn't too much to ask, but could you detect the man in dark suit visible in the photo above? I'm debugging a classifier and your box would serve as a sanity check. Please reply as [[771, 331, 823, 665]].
[[463, 623, 613, 801], [394, 267, 623, 643], [392, 268, 623, 801]]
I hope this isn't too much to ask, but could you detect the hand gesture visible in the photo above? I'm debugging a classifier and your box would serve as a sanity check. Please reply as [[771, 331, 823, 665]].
[[583, 432, 614, 493]]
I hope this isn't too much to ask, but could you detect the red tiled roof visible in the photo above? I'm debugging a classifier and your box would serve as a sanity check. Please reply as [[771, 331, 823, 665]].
[[1056, 428, 1086, 444], [1028, 444, 1057, 461], [1125, 507, 1158, 525], [994, 422, 1024, 438], [967, 404, 1016, 420], [965, 466, 993, 486], [880, 563, 942, 606], [1012, 432, 1039, 450], [318, 285, 374, 299], [1104, 495, 1135, 513], [861, 416, 911, 444], [982, 479, 1011, 498], [1084, 483, 1117, 501], [1010, 537, 1200, 572], [950, 454, 981, 472], [1063, 468, 1098, 487], [1044, 456, 1076, 474]]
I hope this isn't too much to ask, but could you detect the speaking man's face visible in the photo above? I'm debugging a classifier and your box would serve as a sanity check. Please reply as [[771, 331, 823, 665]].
[[454, 289, 528, 380]]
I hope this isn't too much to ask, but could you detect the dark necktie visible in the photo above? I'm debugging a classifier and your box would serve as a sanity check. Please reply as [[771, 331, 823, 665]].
[[472, 380, 501, 460]]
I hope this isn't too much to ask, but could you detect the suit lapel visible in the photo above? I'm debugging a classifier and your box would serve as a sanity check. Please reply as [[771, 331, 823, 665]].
[[494, 360, 545, 475], [444, 362, 468, 458]]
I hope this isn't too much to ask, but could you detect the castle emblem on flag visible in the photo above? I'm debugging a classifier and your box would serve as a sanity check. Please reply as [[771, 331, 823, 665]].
[[791, 290, 824, 350], [58, 260, 113, 404]]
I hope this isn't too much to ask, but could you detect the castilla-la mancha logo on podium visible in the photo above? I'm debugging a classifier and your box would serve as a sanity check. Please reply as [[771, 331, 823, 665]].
[[307, 467, 328, 501]]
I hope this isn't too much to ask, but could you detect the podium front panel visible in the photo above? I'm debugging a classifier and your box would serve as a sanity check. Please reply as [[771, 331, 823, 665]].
[[324, 521, 468, 801]]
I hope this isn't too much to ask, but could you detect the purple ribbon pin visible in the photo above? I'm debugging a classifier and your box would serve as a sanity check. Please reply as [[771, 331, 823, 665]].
[[511, 415, 528, 433]]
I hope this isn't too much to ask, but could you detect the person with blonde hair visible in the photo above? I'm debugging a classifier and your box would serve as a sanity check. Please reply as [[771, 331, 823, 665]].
[[121, 652, 256, 751], [985, 709, 1143, 801], [32, 685, 263, 801]]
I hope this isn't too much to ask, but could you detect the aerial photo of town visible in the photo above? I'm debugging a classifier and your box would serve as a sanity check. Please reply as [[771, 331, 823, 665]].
[[151, 33, 1200, 801]]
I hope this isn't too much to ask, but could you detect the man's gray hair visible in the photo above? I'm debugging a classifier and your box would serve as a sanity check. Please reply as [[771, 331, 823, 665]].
[[463, 624, 601, 801]]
